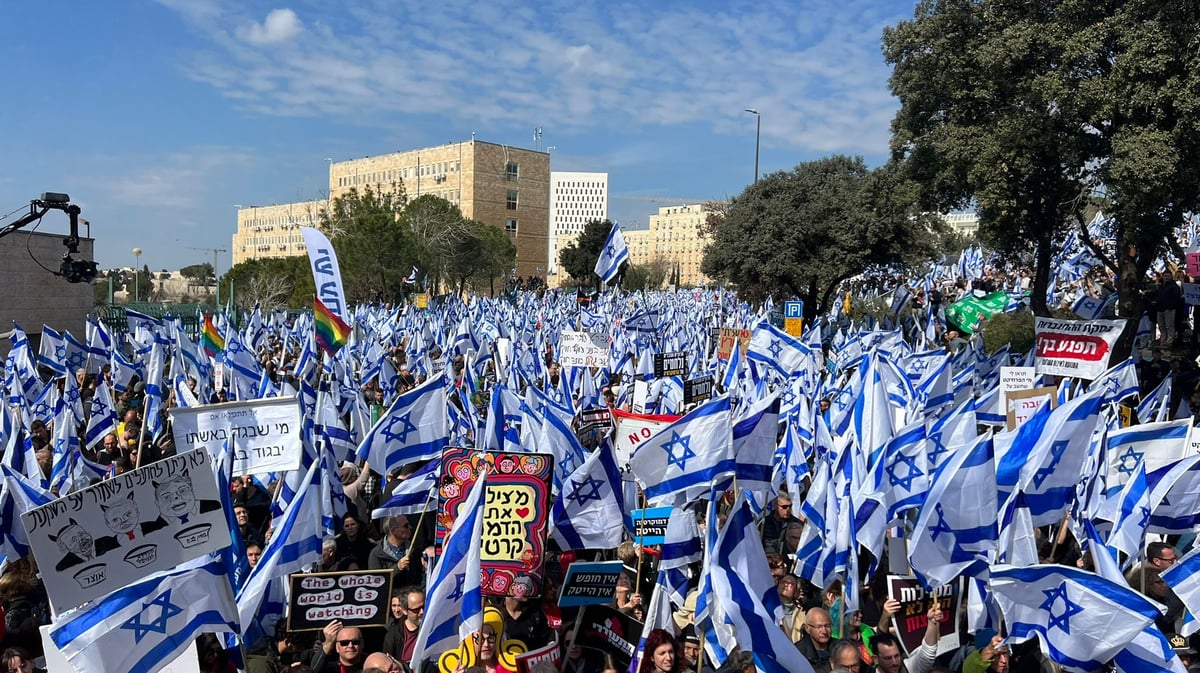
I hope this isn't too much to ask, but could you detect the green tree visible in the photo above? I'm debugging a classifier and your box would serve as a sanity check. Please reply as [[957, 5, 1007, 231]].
[[180, 263, 215, 284], [445, 220, 517, 295], [884, 0, 1200, 323], [559, 219, 622, 286], [701, 156, 945, 324], [320, 186, 414, 303], [218, 257, 314, 310], [401, 194, 474, 292]]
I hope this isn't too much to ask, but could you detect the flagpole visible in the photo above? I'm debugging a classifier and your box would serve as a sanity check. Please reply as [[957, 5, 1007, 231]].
[[406, 479, 439, 558], [560, 611, 586, 673]]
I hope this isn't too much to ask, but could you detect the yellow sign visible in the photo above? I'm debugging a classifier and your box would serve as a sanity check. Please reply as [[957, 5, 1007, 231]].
[[784, 317, 804, 337], [415, 293, 429, 309]]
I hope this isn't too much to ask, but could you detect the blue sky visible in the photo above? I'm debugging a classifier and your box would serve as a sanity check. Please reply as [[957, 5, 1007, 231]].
[[0, 0, 914, 273]]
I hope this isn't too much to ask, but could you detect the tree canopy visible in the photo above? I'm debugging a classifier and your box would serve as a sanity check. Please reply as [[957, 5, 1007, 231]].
[[218, 256, 314, 310], [559, 219, 622, 286], [320, 186, 415, 303], [701, 155, 946, 323], [884, 0, 1200, 320]]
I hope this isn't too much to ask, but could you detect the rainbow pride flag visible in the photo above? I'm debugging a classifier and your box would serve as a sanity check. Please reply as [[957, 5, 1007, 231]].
[[314, 296, 351, 356], [200, 315, 224, 357]]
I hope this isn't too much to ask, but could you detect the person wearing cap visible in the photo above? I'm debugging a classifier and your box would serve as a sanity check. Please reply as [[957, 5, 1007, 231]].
[[679, 625, 701, 673]]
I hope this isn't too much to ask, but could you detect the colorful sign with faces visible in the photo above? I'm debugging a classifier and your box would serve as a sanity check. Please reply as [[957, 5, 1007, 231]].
[[436, 447, 553, 598]]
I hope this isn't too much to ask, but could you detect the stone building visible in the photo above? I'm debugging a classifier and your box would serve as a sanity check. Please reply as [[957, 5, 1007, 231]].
[[624, 203, 718, 287], [0, 232, 95, 352]]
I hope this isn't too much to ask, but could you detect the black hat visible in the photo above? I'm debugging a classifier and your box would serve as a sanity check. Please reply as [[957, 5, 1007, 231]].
[[680, 624, 700, 645], [1170, 634, 1195, 655]]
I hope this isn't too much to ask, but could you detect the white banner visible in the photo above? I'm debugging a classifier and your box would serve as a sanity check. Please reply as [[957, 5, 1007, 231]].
[[301, 227, 349, 323], [560, 330, 608, 368], [1034, 317, 1126, 379], [611, 409, 680, 480], [169, 397, 303, 477], [999, 366, 1036, 415], [22, 449, 230, 613], [1184, 283, 1200, 306]]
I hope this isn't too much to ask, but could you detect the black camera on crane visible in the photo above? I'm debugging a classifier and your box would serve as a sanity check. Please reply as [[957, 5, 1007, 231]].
[[0, 192, 99, 283]]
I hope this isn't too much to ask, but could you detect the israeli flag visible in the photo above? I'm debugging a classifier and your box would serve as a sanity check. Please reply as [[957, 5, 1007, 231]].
[[411, 469, 486, 665], [37, 325, 68, 377], [1162, 545, 1200, 637], [550, 441, 628, 550], [709, 493, 819, 673], [84, 381, 119, 449], [990, 564, 1160, 672], [628, 395, 734, 507], [372, 459, 439, 519], [50, 557, 239, 673], [1086, 357, 1140, 406], [731, 393, 781, 512], [1072, 292, 1116, 320], [356, 373, 448, 475], [594, 221, 630, 284], [659, 508, 702, 606], [0, 465, 51, 561]]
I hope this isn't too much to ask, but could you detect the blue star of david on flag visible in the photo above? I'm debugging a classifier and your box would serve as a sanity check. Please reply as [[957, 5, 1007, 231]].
[[382, 415, 418, 444], [768, 339, 784, 360], [567, 475, 604, 507], [54, 345, 66, 362], [447, 572, 467, 601], [122, 589, 183, 644], [927, 439, 950, 467], [1116, 446, 1143, 476], [1039, 584, 1084, 634], [929, 503, 953, 541], [886, 452, 922, 491], [68, 351, 87, 371], [662, 431, 696, 470], [1031, 440, 1068, 489]]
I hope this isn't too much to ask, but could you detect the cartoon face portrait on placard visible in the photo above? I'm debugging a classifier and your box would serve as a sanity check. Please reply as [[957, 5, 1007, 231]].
[[48, 519, 95, 571], [94, 492, 153, 556], [145, 468, 222, 531]]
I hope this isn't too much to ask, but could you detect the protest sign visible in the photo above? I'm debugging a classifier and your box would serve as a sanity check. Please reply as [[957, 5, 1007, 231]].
[[212, 362, 224, 391], [516, 642, 561, 673], [944, 291, 1010, 334], [653, 351, 687, 378], [683, 375, 714, 404], [714, 328, 751, 360], [301, 227, 349, 323], [1005, 386, 1058, 431], [287, 569, 393, 631], [1034, 317, 1126, 379], [1185, 283, 1200, 306], [886, 576, 963, 657], [998, 366, 1036, 421], [630, 507, 672, 545], [577, 406, 614, 434], [611, 409, 681, 478], [558, 560, 625, 607], [631, 380, 649, 414], [437, 448, 553, 598], [22, 448, 229, 613], [574, 604, 643, 670], [1188, 252, 1200, 277], [170, 396, 303, 477], [560, 330, 608, 368]]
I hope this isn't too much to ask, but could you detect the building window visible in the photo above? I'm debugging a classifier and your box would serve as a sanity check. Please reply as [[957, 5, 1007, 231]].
[[507, 190, 519, 210], [506, 219, 518, 237], [506, 161, 519, 181]]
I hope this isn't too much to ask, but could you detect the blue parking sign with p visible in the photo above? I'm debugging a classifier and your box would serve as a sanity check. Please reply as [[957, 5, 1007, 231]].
[[785, 301, 804, 318]]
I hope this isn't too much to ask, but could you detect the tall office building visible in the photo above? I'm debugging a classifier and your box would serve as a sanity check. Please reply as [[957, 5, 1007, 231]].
[[328, 140, 550, 278], [547, 172, 608, 285], [624, 203, 718, 287], [231, 200, 326, 266]]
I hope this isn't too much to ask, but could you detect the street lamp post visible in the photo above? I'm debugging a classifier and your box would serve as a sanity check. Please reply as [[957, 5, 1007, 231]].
[[744, 108, 760, 184], [132, 247, 142, 302]]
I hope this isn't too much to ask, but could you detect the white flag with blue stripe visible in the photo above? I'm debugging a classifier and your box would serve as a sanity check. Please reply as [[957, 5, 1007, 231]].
[[550, 441, 627, 550], [629, 395, 734, 507], [356, 373, 448, 475], [594, 222, 630, 284], [709, 493, 818, 673], [372, 458, 439, 518], [84, 381, 119, 450], [0, 465, 51, 562], [1162, 545, 1200, 637], [411, 468, 486, 665], [990, 564, 1160, 673], [1072, 293, 1116, 320], [50, 557, 239, 673]]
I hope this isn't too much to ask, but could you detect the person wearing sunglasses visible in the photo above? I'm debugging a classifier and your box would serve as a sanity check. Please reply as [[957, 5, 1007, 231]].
[[763, 492, 803, 555], [313, 621, 366, 673]]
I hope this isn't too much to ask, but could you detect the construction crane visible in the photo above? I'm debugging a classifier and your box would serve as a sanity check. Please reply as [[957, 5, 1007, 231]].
[[186, 246, 227, 307]]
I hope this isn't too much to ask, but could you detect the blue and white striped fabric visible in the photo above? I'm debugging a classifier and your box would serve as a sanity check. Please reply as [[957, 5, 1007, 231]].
[[1087, 357, 1140, 406], [356, 374, 448, 474], [37, 325, 68, 376], [628, 395, 734, 507], [628, 571, 679, 673], [658, 508, 701, 606], [50, 557, 239, 673], [84, 381, 118, 450], [1104, 419, 1192, 498], [1137, 373, 1173, 424], [411, 469, 486, 665], [1162, 545, 1200, 637], [372, 459, 439, 519], [236, 457, 324, 636], [731, 392, 780, 512], [990, 564, 1160, 673], [909, 433, 996, 590], [746, 322, 810, 381], [549, 442, 627, 550], [0, 465, 51, 561], [1072, 293, 1117, 320], [855, 419, 927, 563], [49, 405, 106, 495], [709, 493, 818, 673], [594, 222, 630, 284]]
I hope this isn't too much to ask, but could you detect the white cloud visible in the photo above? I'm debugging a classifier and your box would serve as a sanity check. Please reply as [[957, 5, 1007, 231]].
[[237, 8, 304, 46], [158, 0, 907, 155]]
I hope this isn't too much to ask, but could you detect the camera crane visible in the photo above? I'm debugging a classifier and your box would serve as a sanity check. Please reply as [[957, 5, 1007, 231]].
[[0, 192, 99, 283]]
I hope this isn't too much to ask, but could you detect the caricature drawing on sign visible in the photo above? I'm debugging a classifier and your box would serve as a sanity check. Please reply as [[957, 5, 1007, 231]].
[[49, 519, 97, 571], [94, 492, 155, 555], [142, 469, 222, 534]]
